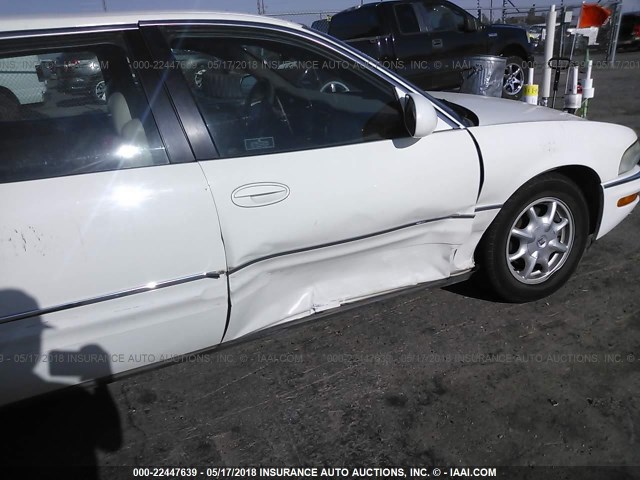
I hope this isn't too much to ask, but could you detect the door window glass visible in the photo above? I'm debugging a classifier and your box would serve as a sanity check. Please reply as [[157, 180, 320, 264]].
[[0, 37, 168, 184], [423, 3, 467, 32], [395, 4, 422, 34], [161, 28, 407, 159]]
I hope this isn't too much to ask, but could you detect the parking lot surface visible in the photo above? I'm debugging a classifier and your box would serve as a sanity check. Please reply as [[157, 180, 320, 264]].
[[2, 53, 639, 474]]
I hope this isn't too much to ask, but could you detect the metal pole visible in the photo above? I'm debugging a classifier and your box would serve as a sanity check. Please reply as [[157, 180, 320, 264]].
[[564, 34, 577, 94], [558, 7, 566, 58], [541, 4, 557, 106], [608, 1, 624, 65], [102, 0, 107, 12]]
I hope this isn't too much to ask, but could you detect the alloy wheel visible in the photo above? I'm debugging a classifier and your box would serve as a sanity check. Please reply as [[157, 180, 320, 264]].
[[506, 197, 575, 284], [503, 62, 525, 96]]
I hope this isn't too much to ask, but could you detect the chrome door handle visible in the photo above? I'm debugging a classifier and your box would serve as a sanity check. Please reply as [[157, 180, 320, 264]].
[[231, 182, 290, 208], [432, 39, 443, 48]]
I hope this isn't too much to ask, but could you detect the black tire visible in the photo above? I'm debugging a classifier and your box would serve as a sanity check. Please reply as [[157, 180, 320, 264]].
[[477, 174, 590, 302], [502, 55, 526, 100], [0, 89, 20, 121]]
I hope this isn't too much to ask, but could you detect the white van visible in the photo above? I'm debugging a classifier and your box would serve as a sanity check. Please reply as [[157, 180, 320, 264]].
[[0, 54, 47, 105]]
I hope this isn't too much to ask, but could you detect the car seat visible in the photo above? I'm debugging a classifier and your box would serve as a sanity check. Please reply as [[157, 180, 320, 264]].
[[107, 91, 152, 166]]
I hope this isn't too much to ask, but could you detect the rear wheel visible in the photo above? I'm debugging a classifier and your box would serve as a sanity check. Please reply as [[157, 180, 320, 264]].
[[502, 56, 526, 99], [477, 174, 590, 302]]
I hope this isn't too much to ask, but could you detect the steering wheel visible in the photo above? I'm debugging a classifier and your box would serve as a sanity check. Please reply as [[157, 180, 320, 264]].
[[296, 67, 351, 95], [320, 80, 350, 94]]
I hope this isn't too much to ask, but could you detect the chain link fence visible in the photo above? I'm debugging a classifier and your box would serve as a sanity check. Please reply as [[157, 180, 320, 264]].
[[473, 2, 623, 62]]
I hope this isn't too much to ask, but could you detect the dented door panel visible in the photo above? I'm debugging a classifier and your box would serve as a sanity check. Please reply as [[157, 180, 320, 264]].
[[198, 131, 481, 341], [224, 218, 465, 341]]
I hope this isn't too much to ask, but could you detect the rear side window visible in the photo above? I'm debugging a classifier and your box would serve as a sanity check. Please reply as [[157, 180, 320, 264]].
[[328, 7, 382, 40], [0, 35, 168, 184]]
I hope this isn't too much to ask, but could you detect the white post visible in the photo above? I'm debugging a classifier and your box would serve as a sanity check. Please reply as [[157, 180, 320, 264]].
[[541, 4, 557, 105], [564, 66, 582, 111], [608, 1, 624, 65], [570, 66, 579, 95], [582, 60, 595, 100], [523, 67, 539, 105]]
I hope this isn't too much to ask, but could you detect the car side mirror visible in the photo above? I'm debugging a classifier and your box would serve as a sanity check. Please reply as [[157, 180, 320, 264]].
[[403, 93, 438, 138], [465, 17, 479, 32]]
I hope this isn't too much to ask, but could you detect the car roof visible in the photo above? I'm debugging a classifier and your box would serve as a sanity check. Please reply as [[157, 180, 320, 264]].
[[0, 10, 302, 35], [333, 0, 450, 16], [343, 0, 447, 6]]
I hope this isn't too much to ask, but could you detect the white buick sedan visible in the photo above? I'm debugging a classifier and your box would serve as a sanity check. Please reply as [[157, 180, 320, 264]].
[[0, 11, 639, 406]]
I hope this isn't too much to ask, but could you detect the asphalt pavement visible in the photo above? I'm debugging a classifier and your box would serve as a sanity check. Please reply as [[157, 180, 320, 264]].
[[2, 52, 639, 476]]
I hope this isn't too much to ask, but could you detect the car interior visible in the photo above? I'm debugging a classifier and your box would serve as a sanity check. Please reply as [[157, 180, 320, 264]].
[[0, 33, 409, 184], [0, 46, 166, 184], [166, 33, 407, 158]]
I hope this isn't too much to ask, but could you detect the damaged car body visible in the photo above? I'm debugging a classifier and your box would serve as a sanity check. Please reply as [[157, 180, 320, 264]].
[[1, 12, 639, 406]]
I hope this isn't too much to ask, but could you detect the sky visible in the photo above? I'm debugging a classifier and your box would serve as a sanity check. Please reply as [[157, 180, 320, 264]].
[[0, 0, 638, 24]]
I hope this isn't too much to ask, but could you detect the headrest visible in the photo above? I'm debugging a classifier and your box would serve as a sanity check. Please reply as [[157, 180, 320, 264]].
[[107, 92, 132, 136]]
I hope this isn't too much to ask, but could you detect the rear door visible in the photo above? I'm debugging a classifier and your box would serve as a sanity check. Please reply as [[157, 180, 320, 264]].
[[328, 5, 393, 62], [145, 24, 481, 342], [388, 2, 438, 89], [420, 0, 487, 88], [0, 30, 228, 405]]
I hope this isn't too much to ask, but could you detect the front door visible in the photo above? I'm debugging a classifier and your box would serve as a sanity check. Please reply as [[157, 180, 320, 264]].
[[152, 25, 481, 341]]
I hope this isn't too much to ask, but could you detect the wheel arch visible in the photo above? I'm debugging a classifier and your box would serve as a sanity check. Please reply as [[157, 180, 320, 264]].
[[499, 44, 529, 61], [549, 165, 603, 236], [0, 86, 21, 121], [475, 165, 602, 264], [495, 165, 602, 235], [0, 86, 19, 103]]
